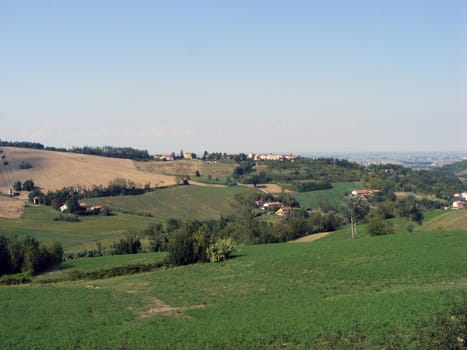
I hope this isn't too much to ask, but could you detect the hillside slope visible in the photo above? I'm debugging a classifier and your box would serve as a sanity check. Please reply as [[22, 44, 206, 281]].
[[0, 147, 176, 193]]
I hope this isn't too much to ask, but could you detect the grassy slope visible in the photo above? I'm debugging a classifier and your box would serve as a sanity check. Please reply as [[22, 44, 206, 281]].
[[86, 185, 251, 221], [0, 186, 251, 251], [0, 229, 465, 349], [294, 182, 364, 209], [0, 205, 153, 251]]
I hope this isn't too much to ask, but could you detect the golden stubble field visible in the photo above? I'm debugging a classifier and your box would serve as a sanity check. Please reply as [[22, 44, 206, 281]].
[[0, 147, 177, 195]]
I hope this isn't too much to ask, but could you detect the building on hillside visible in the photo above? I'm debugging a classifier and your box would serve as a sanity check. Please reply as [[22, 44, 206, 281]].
[[263, 201, 283, 210], [183, 152, 197, 160], [255, 200, 265, 208], [154, 154, 174, 161], [59, 204, 68, 213], [462, 192, 467, 201], [276, 207, 296, 216], [452, 201, 466, 209], [351, 189, 381, 197], [88, 205, 102, 214], [32, 196, 40, 205]]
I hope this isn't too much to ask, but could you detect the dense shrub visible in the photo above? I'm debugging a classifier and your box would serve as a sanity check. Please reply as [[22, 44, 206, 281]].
[[0, 235, 63, 276], [367, 219, 395, 236], [22, 179, 35, 191], [112, 234, 141, 255], [18, 161, 33, 169], [207, 238, 234, 262]]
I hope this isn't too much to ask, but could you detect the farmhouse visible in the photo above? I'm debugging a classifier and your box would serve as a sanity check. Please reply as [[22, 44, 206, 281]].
[[32, 196, 40, 205], [154, 154, 174, 161], [263, 201, 283, 210], [276, 207, 295, 216], [351, 189, 380, 197], [452, 201, 466, 209], [59, 204, 68, 213], [183, 152, 197, 160], [247, 153, 298, 161]]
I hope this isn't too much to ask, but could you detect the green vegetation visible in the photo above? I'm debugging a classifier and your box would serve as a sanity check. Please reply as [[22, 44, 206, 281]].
[[0, 234, 63, 276], [0, 205, 153, 251], [86, 185, 251, 221], [0, 229, 465, 349], [294, 182, 364, 209]]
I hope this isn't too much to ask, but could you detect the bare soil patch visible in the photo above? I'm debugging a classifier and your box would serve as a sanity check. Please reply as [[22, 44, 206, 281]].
[[137, 297, 205, 319], [241, 183, 288, 193], [0, 195, 25, 218], [288, 232, 331, 243], [0, 147, 177, 193]]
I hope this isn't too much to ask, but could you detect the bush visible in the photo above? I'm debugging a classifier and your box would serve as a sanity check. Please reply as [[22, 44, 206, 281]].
[[53, 214, 80, 222], [207, 238, 234, 262], [168, 229, 194, 265], [367, 219, 395, 236], [112, 235, 141, 255], [22, 179, 35, 191], [18, 161, 33, 169]]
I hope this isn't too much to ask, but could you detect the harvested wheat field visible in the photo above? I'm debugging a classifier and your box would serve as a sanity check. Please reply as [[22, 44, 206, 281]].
[[0, 195, 25, 218], [0, 147, 176, 194]]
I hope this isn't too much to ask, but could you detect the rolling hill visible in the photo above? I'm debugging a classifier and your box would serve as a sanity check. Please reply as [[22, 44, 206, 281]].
[[0, 147, 177, 194]]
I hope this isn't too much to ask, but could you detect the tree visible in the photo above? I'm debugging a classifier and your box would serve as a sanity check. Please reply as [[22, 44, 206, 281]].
[[13, 180, 22, 191], [0, 235, 11, 275], [22, 179, 35, 191], [233, 193, 257, 243], [343, 196, 370, 239], [367, 219, 395, 236], [396, 195, 424, 224], [168, 229, 194, 265]]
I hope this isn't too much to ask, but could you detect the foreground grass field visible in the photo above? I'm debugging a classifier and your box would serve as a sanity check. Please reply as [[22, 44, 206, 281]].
[[0, 229, 465, 349]]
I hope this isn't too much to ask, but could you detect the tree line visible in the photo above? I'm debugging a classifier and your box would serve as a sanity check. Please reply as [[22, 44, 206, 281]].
[[0, 235, 63, 276], [0, 140, 152, 161]]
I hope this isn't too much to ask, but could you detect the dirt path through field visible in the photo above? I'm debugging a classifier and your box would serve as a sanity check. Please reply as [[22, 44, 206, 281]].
[[288, 232, 331, 243], [189, 181, 228, 188], [240, 183, 290, 193]]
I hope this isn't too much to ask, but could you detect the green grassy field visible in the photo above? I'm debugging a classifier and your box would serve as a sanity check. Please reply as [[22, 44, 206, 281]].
[[0, 205, 154, 251], [86, 185, 251, 221], [0, 228, 465, 349], [294, 182, 364, 209]]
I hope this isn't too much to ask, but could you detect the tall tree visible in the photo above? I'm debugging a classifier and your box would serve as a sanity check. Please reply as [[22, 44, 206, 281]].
[[343, 196, 370, 239]]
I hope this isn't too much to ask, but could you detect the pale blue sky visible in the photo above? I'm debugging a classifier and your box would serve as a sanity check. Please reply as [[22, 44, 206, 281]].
[[1, 0, 466, 154]]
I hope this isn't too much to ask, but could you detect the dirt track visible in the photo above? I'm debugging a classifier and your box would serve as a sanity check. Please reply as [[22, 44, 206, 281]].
[[288, 232, 331, 243]]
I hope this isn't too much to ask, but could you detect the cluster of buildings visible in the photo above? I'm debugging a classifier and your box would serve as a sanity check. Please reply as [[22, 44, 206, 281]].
[[153, 152, 197, 161], [59, 203, 102, 214], [350, 189, 381, 197], [452, 192, 467, 209], [247, 153, 298, 161], [255, 200, 297, 216]]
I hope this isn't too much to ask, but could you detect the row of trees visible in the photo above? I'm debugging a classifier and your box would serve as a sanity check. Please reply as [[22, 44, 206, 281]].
[[0, 140, 152, 161], [13, 179, 35, 191], [0, 235, 63, 276]]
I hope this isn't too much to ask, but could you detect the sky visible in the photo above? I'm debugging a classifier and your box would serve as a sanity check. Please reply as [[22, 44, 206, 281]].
[[1, 0, 466, 154]]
